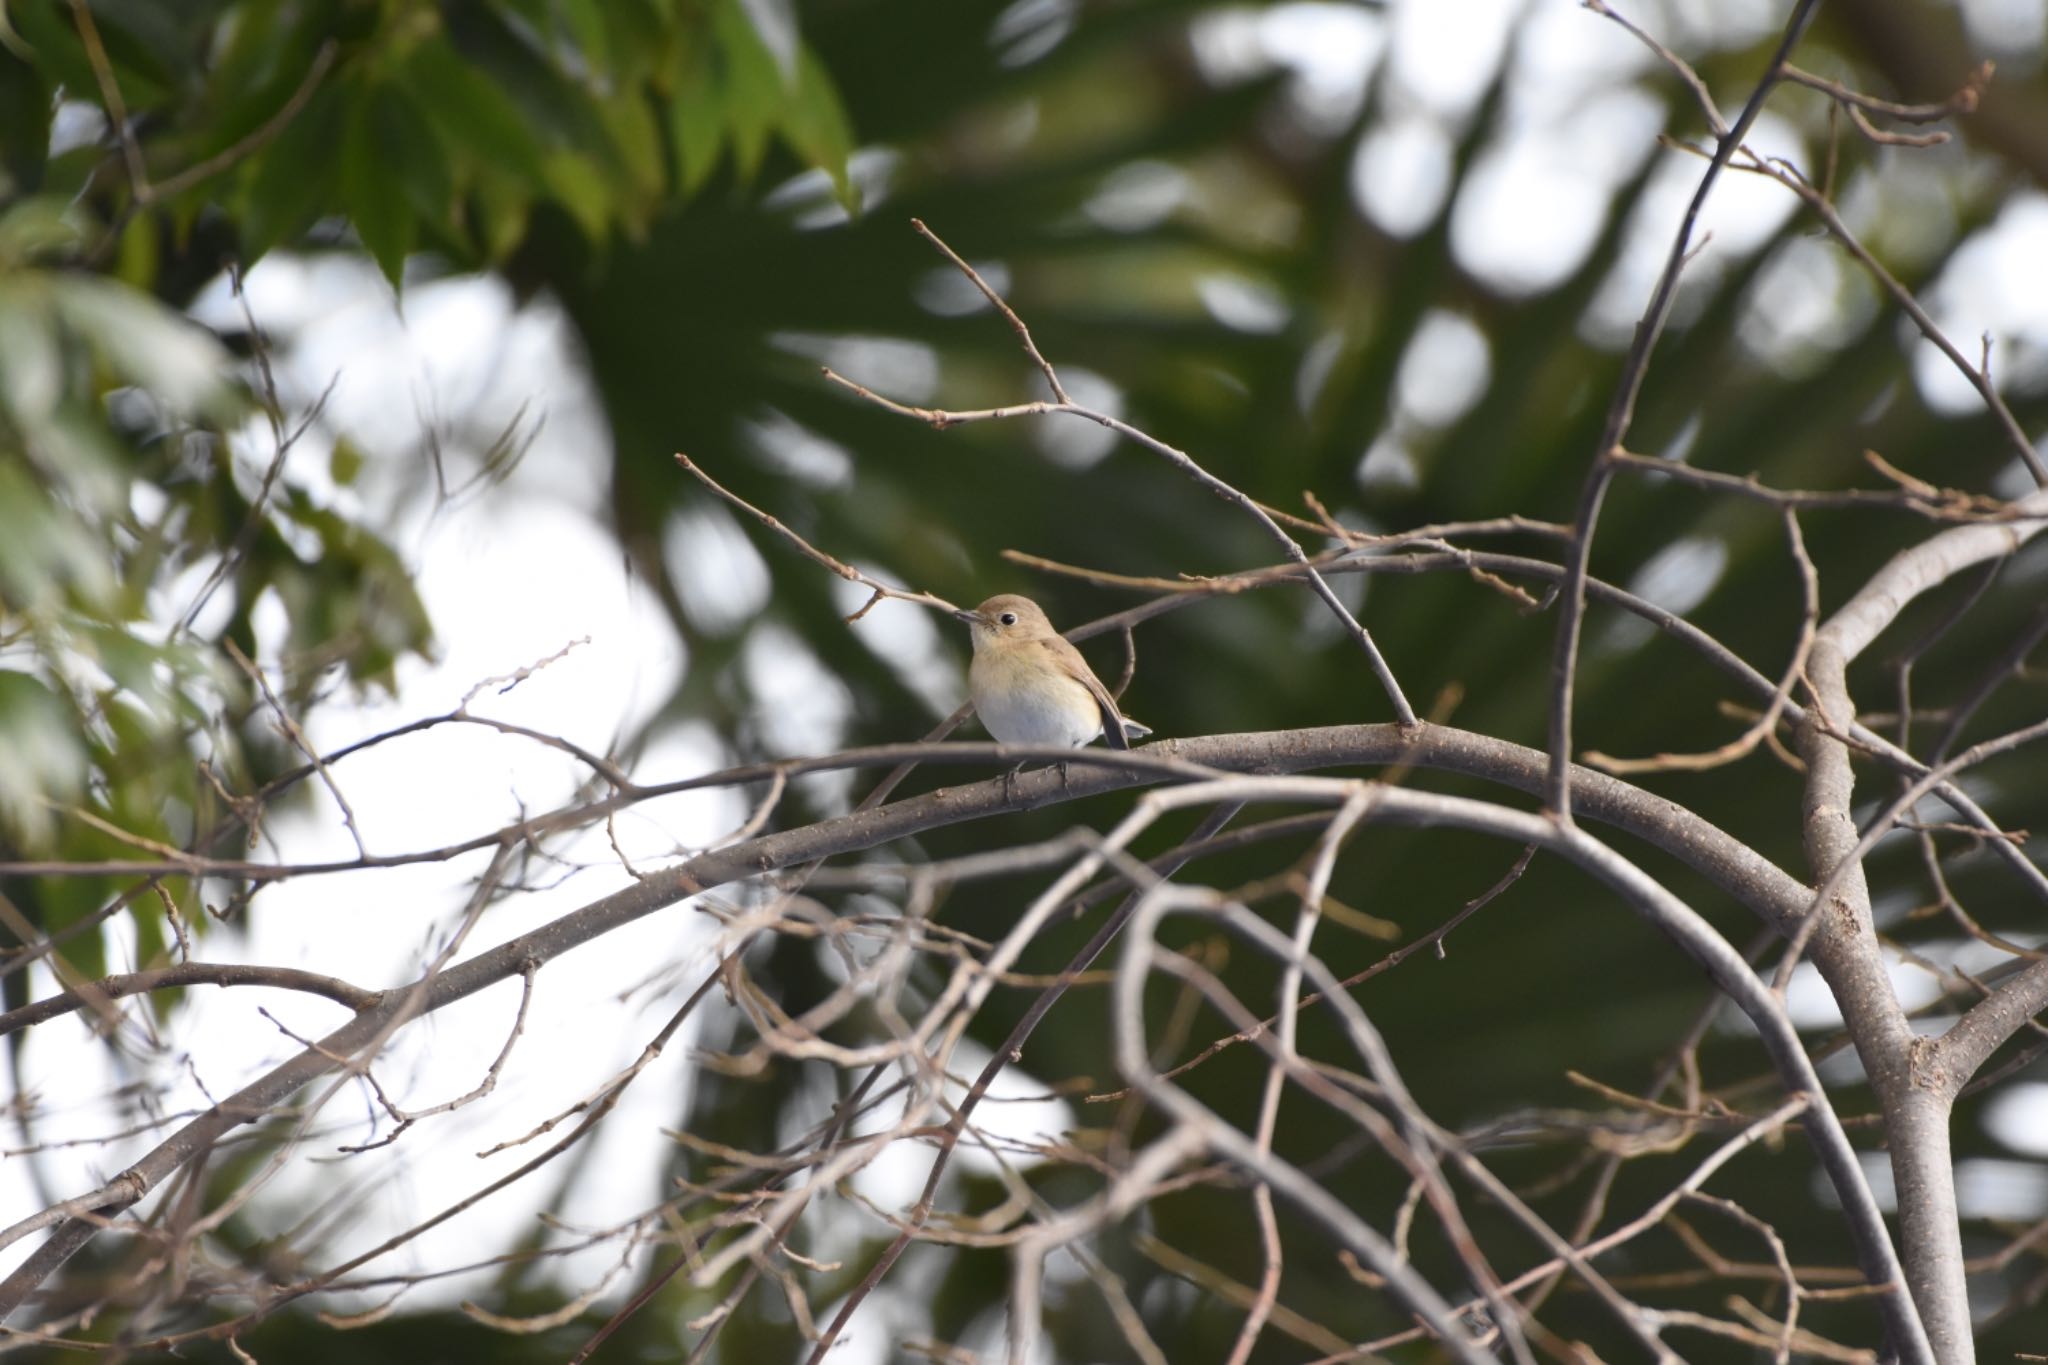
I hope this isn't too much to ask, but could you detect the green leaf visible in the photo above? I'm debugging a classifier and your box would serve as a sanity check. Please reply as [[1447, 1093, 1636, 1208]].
[[471, 169, 534, 263], [270, 494, 435, 694], [0, 280, 60, 420], [20, 875, 110, 983], [5, 1, 166, 113], [0, 669, 87, 848], [0, 455, 115, 611], [62, 0, 180, 106], [114, 206, 158, 288], [782, 45, 857, 213], [670, 37, 725, 196], [132, 891, 169, 975], [384, 83, 455, 230], [541, 149, 611, 242], [498, 0, 554, 38], [48, 274, 237, 419], [711, 0, 780, 183], [330, 437, 366, 487], [237, 81, 345, 262], [406, 34, 551, 187], [594, 88, 665, 223], [78, 624, 165, 706], [0, 193, 88, 266], [0, 25, 53, 191], [556, 0, 611, 79], [596, 0, 669, 86], [49, 274, 237, 419], [344, 86, 417, 286], [34, 143, 103, 206], [201, 1, 290, 134]]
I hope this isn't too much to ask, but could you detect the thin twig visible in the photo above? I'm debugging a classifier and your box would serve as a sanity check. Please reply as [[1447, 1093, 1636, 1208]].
[[676, 453, 960, 621], [1547, 0, 1823, 820], [1584, 507, 1819, 775], [828, 221, 1418, 726], [152, 42, 341, 202]]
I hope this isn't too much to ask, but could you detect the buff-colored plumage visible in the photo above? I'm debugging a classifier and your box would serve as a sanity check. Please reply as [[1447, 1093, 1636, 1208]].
[[955, 595, 1150, 749]]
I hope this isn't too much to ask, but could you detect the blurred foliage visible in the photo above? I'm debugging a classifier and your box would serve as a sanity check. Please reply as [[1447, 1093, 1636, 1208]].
[[0, 0, 848, 970], [6, 0, 2048, 1359]]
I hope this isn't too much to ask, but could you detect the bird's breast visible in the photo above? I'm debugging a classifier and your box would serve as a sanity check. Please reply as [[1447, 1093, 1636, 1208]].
[[969, 654, 1101, 747]]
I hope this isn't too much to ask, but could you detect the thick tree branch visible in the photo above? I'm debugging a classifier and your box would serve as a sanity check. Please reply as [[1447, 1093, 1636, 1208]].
[[1789, 487, 2048, 1364], [0, 722, 1820, 1322]]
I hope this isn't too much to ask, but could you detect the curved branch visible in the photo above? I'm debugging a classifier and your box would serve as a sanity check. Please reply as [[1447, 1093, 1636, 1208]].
[[0, 722, 1808, 1322], [0, 964, 378, 1040], [1111, 777, 1930, 1364], [1546, 0, 1825, 819], [1789, 488, 2048, 1364]]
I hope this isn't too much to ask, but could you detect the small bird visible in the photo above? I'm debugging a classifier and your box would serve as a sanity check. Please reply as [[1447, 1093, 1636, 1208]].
[[954, 594, 1151, 750]]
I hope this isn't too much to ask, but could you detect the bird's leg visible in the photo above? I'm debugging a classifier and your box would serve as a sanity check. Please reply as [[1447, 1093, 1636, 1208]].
[[1002, 761, 1025, 803]]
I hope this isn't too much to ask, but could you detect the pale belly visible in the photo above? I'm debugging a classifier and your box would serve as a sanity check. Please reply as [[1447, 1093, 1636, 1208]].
[[969, 663, 1101, 747]]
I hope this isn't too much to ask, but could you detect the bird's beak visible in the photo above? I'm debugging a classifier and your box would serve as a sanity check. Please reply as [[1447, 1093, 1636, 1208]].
[[951, 606, 980, 624]]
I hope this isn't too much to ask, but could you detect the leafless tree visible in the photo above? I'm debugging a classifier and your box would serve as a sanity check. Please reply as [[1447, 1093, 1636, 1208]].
[[5, 3, 2046, 1363]]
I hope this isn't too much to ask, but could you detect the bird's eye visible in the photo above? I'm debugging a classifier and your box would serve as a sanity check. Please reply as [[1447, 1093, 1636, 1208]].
[[999, 612, 1018, 626]]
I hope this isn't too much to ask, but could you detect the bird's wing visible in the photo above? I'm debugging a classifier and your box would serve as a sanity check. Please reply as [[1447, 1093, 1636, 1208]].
[[1042, 637, 1133, 750]]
